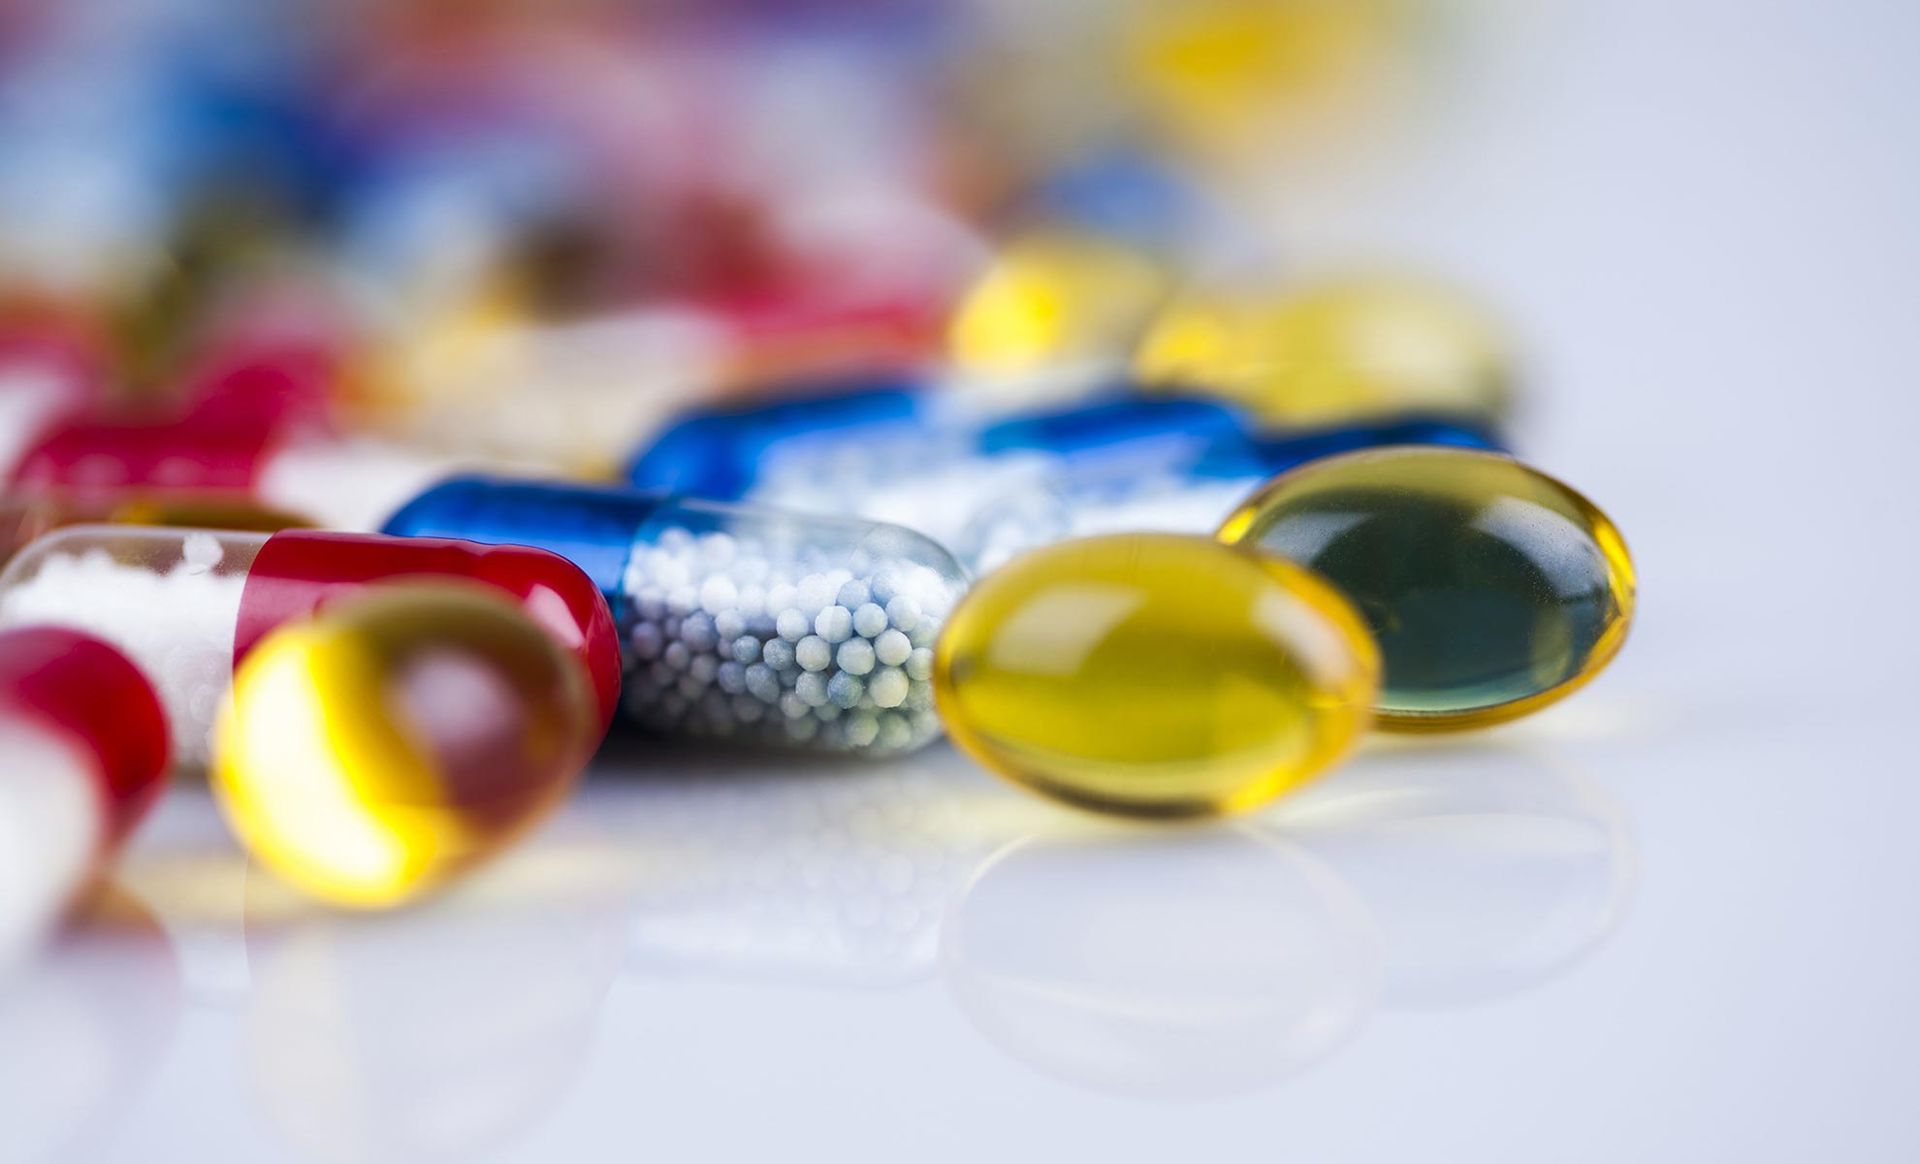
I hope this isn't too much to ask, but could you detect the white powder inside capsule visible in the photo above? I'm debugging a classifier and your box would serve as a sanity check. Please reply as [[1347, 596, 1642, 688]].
[[0, 541, 246, 765]]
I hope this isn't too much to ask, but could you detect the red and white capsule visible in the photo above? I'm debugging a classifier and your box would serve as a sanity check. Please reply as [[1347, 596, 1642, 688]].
[[0, 627, 169, 970], [0, 527, 621, 765]]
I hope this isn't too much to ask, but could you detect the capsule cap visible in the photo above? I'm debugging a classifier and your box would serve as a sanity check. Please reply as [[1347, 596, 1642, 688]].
[[0, 627, 170, 850], [626, 380, 926, 499], [382, 475, 664, 611], [235, 530, 622, 734], [976, 394, 1246, 459]]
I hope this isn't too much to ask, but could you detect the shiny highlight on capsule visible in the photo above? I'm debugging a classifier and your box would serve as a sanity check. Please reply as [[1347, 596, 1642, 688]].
[[935, 533, 1379, 818], [213, 584, 598, 908]]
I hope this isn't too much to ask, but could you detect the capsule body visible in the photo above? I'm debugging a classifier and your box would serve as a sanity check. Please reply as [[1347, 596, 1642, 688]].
[[0, 628, 169, 968], [961, 417, 1505, 573], [0, 527, 619, 763], [629, 386, 1247, 548], [385, 475, 969, 756]]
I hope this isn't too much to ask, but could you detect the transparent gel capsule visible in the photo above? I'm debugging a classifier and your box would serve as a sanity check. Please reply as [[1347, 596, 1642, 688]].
[[215, 584, 598, 908], [1218, 447, 1635, 729], [0, 627, 169, 969], [630, 383, 1247, 549], [383, 475, 970, 757], [1136, 277, 1513, 427], [0, 526, 619, 764], [935, 533, 1379, 818], [960, 416, 1504, 574]]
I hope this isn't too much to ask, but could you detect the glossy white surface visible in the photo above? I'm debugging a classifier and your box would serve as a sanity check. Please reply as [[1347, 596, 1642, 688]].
[[5, 0, 1919, 1160]]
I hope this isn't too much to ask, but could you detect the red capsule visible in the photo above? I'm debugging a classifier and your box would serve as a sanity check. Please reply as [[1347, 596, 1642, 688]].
[[0, 627, 170, 966]]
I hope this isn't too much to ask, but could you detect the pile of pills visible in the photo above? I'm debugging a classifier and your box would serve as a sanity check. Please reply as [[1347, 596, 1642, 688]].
[[619, 526, 959, 754], [0, 0, 1644, 933]]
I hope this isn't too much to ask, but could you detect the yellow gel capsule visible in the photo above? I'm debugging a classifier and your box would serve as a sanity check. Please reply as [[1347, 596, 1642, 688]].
[[948, 231, 1169, 385], [934, 534, 1379, 819], [1219, 447, 1635, 731], [213, 583, 596, 908], [1135, 277, 1511, 426]]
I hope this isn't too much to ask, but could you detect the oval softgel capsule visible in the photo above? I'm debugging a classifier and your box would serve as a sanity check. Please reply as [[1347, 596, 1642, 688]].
[[1218, 447, 1635, 730], [934, 533, 1379, 818], [214, 584, 597, 909]]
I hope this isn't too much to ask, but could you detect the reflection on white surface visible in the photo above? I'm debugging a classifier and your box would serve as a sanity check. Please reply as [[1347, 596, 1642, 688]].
[[605, 745, 1030, 988], [238, 825, 631, 1164], [942, 827, 1379, 1099], [4, 741, 1641, 1152], [1274, 741, 1634, 1010], [0, 887, 181, 1164]]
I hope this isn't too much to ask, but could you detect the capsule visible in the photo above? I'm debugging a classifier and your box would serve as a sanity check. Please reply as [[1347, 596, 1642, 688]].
[[960, 416, 1505, 573], [215, 584, 597, 908], [947, 229, 1171, 391], [1135, 277, 1513, 427], [1218, 447, 1635, 729], [935, 534, 1380, 818], [383, 475, 969, 756], [0, 627, 169, 967], [5, 405, 470, 533], [0, 494, 309, 570], [0, 527, 620, 763], [629, 385, 1248, 548]]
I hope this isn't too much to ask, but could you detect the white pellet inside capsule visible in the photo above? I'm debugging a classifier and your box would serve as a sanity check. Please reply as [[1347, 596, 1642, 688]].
[[619, 513, 963, 755]]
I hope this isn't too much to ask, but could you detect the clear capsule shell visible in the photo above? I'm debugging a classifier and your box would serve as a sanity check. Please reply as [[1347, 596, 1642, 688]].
[[617, 499, 965, 755]]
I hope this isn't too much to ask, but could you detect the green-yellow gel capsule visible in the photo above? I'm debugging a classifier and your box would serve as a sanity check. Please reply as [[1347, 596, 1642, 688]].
[[934, 534, 1379, 819], [1218, 447, 1635, 731]]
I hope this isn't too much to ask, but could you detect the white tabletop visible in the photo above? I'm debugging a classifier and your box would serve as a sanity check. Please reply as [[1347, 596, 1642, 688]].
[[6, 1, 1918, 1160]]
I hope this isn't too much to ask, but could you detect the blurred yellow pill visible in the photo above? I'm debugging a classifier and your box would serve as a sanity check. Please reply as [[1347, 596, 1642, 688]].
[[1136, 276, 1512, 427], [948, 230, 1169, 387], [213, 583, 597, 909]]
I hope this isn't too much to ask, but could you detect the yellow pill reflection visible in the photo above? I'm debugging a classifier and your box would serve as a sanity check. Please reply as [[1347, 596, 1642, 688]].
[[1136, 277, 1511, 426], [213, 584, 596, 908], [935, 534, 1379, 819]]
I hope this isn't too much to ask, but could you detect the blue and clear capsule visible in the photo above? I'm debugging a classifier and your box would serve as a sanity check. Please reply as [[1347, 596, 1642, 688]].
[[384, 476, 967, 756], [628, 383, 1248, 547], [958, 417, 1507, 574]]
